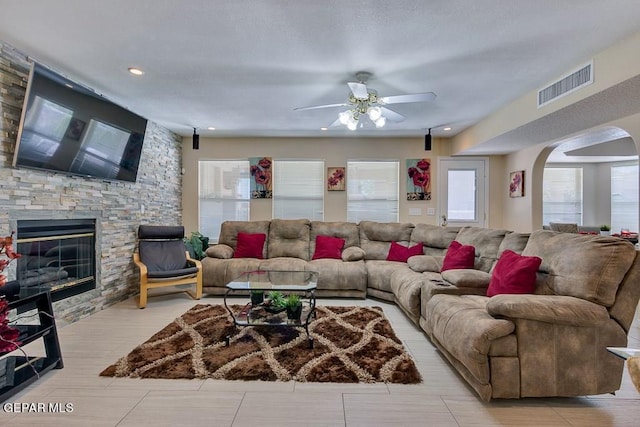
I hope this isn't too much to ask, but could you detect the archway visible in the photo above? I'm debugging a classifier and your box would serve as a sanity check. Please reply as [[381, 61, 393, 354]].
[[533, 125, 639, 233]]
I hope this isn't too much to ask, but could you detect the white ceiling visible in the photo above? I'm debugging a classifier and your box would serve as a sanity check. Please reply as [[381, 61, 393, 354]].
[[2, 0, 640, 144]]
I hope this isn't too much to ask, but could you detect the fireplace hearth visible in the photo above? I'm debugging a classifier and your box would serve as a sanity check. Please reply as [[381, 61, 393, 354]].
[[15, 219, 96, 301]]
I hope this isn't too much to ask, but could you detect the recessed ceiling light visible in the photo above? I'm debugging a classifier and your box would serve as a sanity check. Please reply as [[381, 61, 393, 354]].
[[128, 67, 144, 76], [443, 127, 452, 131], [320, 127, 328, 131], [207, 127, 216, 130]]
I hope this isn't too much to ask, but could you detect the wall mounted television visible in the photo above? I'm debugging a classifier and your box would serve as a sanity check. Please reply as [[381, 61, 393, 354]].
[[13, 62, 148, 182]]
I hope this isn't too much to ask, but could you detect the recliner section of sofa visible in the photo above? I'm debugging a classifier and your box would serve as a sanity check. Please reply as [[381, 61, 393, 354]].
[[202, 219, 367, 298], [201, 220, 640, 401]]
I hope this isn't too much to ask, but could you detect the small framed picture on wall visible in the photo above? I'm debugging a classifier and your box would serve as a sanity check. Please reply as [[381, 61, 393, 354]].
[[509, 170, 524, 198], [327, 167, 345, 191]]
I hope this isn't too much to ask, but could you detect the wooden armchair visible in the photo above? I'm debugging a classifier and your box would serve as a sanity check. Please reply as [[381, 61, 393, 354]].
[[133, 225, 202, 308]]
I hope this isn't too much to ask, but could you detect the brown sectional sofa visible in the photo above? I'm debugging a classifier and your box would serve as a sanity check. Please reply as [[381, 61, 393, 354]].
[[202, 219, 640, 401], [202, 219, 367, 298]]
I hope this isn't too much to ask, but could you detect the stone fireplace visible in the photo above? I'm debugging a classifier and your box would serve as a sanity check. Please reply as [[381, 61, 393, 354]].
[[15, 219, 96, 302]]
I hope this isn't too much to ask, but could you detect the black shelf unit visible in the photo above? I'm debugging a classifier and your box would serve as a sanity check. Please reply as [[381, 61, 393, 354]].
[[0, 290, 63, 402]]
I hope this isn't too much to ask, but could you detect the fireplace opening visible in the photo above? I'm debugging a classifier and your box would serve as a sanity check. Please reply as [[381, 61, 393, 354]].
[[15, 219, 96, 301]]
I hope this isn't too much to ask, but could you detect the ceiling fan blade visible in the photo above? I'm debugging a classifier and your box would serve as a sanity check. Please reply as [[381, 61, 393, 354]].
[[381, 107, 406, 123], [294, 103, 349, 111], [348, 82, 369, 99], [328, 118, 342, 128], [379, 92, 437, 105]]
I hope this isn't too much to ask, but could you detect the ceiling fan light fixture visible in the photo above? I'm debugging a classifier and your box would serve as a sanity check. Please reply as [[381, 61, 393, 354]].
[[338, 111, 351, 125], [347, 116, 358, 131], [368, 106, 382, 121], [374, 116, 386, 128]]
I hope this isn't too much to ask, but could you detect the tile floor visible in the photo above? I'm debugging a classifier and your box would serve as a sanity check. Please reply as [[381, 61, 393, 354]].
[[0, 293, 638, 426]]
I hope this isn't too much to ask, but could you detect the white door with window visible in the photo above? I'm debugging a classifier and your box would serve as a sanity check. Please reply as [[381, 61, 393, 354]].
[[437, 158, 488, 228]]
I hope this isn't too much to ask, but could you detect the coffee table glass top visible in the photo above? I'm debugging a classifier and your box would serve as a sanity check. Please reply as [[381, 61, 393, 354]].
[[226, 270, 318, 291]]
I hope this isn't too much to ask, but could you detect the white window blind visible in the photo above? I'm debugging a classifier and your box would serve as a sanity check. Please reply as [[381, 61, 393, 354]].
[[273, 160, 324, 220], [347, 161, 399, 223], [611, 163, 639, 233], [199, 160, 250, 242], [543, 167, 583, 225]]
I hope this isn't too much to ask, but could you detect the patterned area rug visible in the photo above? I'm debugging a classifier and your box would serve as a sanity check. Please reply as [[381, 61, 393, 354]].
[[100, 304, 422, 383]]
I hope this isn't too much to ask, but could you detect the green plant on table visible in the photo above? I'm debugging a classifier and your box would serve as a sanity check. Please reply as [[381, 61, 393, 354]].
[[600, 224, 611, 231], [267, 291, 285, 308], [283, 294, 301, 309], [250, 290, 264, 305], [284, 294, 303, 320]]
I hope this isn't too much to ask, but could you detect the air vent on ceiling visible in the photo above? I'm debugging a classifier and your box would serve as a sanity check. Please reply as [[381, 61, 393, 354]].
[[537, 61, 593, 107]]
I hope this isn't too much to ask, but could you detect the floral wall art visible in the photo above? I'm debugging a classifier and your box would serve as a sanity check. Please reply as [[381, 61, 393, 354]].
[[406, 158, 431, 200], [327, 167, 345, 191], [509, 170, 524, 198], [249, 157, 273, 199]]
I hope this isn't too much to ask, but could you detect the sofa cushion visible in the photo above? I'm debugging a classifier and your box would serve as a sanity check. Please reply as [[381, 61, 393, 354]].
[[522, 230, 636, 306], [233, 232, 266, 259], [218, 220, 271, 259], [486, 294, 610, 327], [486, 250, 541, 297], [365, 260, 409, 294], [455, 227, 511, 272], [496, 231, 530, 257], [206, 244, 233, 259], [259, 257, 307, 271], [442, 241, 475, 271], [407, 255, 442, 273], [359, 221, 414, 260], [342, 246, 365, 261], [312, 235, 345, 260], [306, 259, 367, 294], [441, 269, 491, 288], [410, 224, 460, 256], [390, 268, 424, 324], [386, 241, 423, 262], [310, 221, 360, 255], [267, 219, 311, 260]]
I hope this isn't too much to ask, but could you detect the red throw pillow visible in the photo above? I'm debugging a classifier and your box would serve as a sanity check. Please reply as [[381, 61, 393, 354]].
[[441, 240, 476, 272], [486, 250, 542, 297], [233, 232, 266, 258], [386, 241, 424, 262], [312, 235, 345, 260]]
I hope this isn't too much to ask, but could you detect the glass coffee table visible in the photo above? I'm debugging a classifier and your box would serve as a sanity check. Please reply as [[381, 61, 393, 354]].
[[224, 270, 318, 349]]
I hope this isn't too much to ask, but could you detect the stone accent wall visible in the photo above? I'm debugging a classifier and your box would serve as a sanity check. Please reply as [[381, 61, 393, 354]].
[[0, 42, 183, 323]]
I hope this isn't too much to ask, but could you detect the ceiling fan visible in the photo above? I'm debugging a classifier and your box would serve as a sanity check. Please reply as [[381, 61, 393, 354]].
[[294, 71, 436, 130]]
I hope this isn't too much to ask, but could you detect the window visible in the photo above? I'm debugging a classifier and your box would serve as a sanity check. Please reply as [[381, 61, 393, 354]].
[[199, 161, 250, 242], [447, 170, 477, 221], [347, 161, 399, 222], [611, 163, 639, 233], [273, 160, 324, 220], [543, 167, 583, 225]]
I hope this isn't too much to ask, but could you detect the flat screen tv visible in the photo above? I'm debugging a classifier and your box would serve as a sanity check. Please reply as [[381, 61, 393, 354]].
[[13, 62, 147, 182]]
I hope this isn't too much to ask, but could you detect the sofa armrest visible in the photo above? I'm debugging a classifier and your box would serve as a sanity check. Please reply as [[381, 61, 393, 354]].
[[205, 244, 234, 259], [342, 246, 365, 261], [408, 255, 442, 272], [486, 294, 610, 327], [441, 269, 491, 288]]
